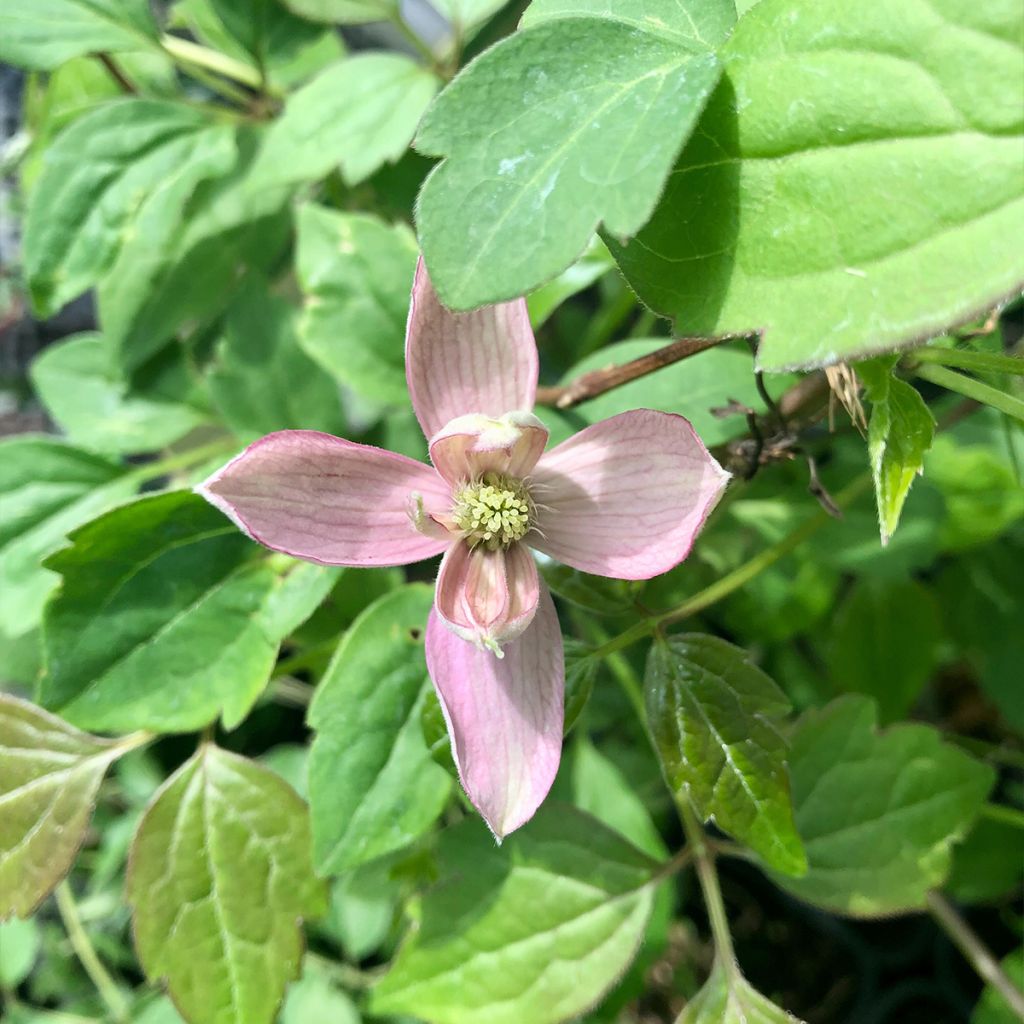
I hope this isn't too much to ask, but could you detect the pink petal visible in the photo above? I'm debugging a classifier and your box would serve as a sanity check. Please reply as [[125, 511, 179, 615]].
[[406, 258, 538, 439], [529, 410, 729, 579], [425, 583, 563, 838], [197, 430, 452, 567], [429, 411, 548, 485], [434, 541, 539, 651]]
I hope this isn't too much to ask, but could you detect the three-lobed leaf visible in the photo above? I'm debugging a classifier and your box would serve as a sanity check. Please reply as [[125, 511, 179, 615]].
[[128, 745, 327, 1024], [415, 0, 733, 308], [0, 694, 124, 918], [772, 695, 995, 916], [645, 634, 806, 876], [307, 585, 451, 874], [39, 490, 336, 733], [372, 805, 661, 1024], [857, 357, 936, 544], [610, 0, 1024, 370]]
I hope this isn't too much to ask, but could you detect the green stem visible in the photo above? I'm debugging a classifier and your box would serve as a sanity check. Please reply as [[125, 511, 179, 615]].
[[162, 34, 279, 97], [679, 801, 737, 971], [912, 362, 1024, 423], [55, 882, 130, 1024], [390, 12, 442, 71], [589, 473, 872, 662], [573, 615, 645, 720], [125, 437, 237, 488], [980, 802, 1024, 831], [907, 346, 1024, 377], [271, 636, 340, 679], [927, 891, 1024, 1019]]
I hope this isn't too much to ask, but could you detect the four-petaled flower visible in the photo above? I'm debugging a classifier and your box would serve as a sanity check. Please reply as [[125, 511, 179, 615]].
[[198, 260, 729, 837]]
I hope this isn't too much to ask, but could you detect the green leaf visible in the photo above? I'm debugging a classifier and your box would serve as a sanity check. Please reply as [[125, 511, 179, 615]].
[[255, 53, 439, 187], [128, 745, 327, 1024], [24, 100, 236, 318], [772, 696, 995, 916], [0, 917, 41, 988], [432, 0, 509, 33], [544, 339, 796, 447], [972, 948, 1024, 1024], [825, 576, 941, 722], [526, 235, 614, 327], [0, 694, 122, 918], [295, 204, 419, 405], [645, 634, 806, 876], [857, 358, 935, 544], [610, 0, 1024, 371], [0, 0, 159, 70], [414, 1, 733, 308], [372, 805, 660, 1024], [680, 960, 803, 1023], [0, 436, 136, 638], [207, 0, 323, 67], [208, 277, 345, 440], [946, 818, 1024, 905], [308, 585, 451, 874], [30, 332, 208, 454], [280, 961, 360, 1024], [279, 0, 392, 23], [563, 640, 598, 734], [39, 491, 331, 733]]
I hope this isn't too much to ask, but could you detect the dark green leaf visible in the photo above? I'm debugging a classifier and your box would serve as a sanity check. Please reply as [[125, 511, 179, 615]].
[[646, 634, 806, 875], [128, 745, 326, 1024]]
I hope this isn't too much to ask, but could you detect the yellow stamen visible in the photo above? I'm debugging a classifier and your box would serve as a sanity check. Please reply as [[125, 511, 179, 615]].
[[451, 473, 534, 551]]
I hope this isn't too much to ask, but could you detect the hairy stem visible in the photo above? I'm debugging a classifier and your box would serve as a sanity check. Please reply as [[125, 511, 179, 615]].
[[56, 882, 130, 1024], [912, 362, 1024, 423], [927, 892, 1024, 1019], [906, 346, 1024, 377]]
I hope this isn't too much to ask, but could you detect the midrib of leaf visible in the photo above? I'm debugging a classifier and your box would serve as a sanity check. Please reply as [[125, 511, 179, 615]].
[[443, 55, 692, 300]]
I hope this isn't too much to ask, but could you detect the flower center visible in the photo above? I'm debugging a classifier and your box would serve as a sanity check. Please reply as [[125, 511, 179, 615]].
[[451, 473, 534, 551]]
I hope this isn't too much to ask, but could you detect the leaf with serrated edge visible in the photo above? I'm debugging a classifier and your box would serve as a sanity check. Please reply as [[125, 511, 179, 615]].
[[128, 745, 326, 1024], [680, 960, 804, 1023], [414, 0, 734, 308], [857, 357, 936, 544], [0, 694, 123, 918], [610, 0, 1024, 371], [372, 805, 660, 1024], [771, 696, 995, 916], [308, 585, 451, 873], [645, 634, 806, 876]]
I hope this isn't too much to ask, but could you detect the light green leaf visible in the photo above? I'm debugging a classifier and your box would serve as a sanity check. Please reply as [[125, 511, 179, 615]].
[[0, 0, 159, 70], [522, 0, 736, 41], [857, 358, 935, 544], [415, 2, 733, 308], [128, 745, 327, 1024], [279, 0, 392, 23], [680, 960, 803, 1023], [372, 805, 660, 1024], [296, 204, 419, 405], [433, 0, 508, 33], [24, 100, 236, 318], [280, 961, 360, 1024], [645, 634, 806, 876], [30, 332, 208, 454], [0, 917, 41, 988], [826, 577, 941, 722], [773, 696, 995, 916], [308, 585, 451, 874], [526, 235, 615, 327], [0, 694, 122, 918], [39, 491, 331, 733], [972, 948, 1024, 1024], [610, 0, 1024, 371], [256, 53, 439, 187], [208, 277, 345, 440], [0, 436, 136, 638]]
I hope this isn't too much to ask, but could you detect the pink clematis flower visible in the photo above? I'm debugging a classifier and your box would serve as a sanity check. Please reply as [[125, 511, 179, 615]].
[[197, 260, 729, 837]]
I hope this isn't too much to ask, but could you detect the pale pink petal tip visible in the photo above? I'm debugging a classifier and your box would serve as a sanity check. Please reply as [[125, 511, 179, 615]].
[[429, 411, 549, 484], [530, 409, 730, 580], [405, 257, 539, 440], [196, 430, 452, 568], [426, 584, 564, 838]]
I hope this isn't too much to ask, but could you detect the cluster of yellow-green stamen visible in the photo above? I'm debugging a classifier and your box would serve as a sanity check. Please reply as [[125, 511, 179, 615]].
[[451, 473, 533, 551]]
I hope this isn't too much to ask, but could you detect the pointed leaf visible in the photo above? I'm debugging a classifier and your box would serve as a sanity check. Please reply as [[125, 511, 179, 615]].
[[128, 745, 327, 1024], [415, 2, 734, 308], [772, 696, 995, 916], [610, 0, 1024, 370], [308, 585, 451, 874], [0, 694, 122, 918], [680, 960, 804, 1023], [372, 805, 660, 1024], [645, 634, 806, 876], [40, 491, 333, 733]]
